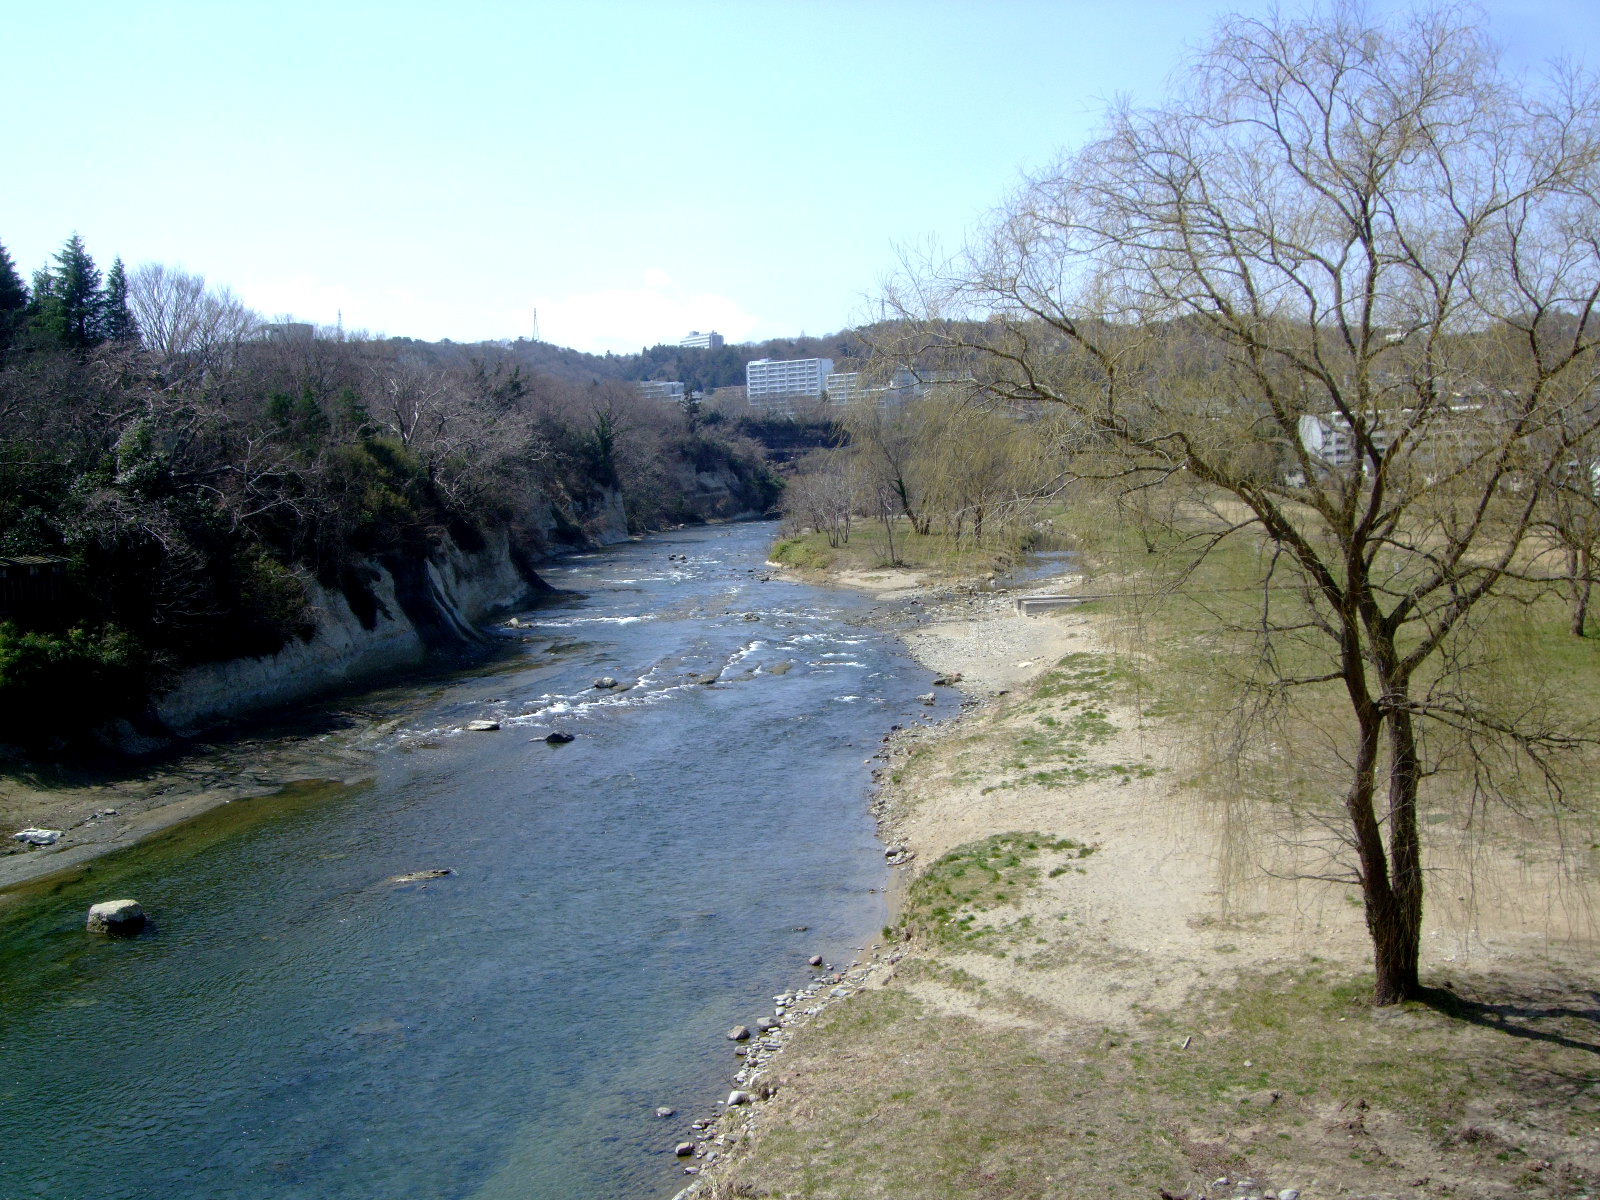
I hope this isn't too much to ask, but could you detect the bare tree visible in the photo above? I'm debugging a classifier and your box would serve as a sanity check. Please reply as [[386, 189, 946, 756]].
[[891, 4, 1600, 1003], [129, 264, 260, 381]]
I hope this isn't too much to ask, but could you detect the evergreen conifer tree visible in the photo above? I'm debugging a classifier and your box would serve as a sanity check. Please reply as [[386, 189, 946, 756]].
[[0, 239, 27, 355], [0, 240, 26, 315], [100, 256, 138, 343], [36, 234, 104, 348]]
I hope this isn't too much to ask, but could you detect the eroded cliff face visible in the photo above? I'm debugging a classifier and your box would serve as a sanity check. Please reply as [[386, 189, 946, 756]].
[[146, 463, 768, 739], [152, 527, 541, 734], [149, 483, 636, 737]]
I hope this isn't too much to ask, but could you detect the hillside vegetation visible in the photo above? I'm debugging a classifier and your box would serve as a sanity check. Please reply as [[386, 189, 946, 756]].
[[0, 237, 778, 745]]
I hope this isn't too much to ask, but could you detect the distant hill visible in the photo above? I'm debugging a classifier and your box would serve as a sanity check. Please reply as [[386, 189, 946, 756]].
[[379, 328, 889, 392]]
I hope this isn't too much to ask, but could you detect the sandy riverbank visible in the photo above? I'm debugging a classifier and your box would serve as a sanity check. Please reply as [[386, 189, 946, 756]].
[[685, 566, 1600, 1200]]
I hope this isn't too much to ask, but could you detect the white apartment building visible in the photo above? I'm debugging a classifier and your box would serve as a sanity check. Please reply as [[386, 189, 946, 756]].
[[637, 380, 687, 404], [745, 357, 835, 409], [824, 371, 862, 405], [680, 330, 725, 350]]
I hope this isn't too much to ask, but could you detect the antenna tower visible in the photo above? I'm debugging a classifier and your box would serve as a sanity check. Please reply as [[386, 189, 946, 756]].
[[531, 308, 540, 343]]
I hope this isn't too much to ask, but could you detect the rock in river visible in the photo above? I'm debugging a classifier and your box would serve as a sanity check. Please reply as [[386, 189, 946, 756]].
[[466, 720, 501, 732], [726, 1025, 751, 1041], [593, 677, 618, 689], [544, 731, 575, 744], [389, 869, 454, 884], [86, 900, 147, 936]]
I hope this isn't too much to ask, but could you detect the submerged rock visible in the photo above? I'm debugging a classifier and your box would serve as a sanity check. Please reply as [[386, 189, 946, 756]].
[[86, 899, 146, 936], [766, 661, 794, 676], [654, 1106, 676, 1119], [389, 869, 453, 884]]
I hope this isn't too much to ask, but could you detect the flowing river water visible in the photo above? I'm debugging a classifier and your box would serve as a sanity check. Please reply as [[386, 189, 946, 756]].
[[0, 521, 958, 1200]]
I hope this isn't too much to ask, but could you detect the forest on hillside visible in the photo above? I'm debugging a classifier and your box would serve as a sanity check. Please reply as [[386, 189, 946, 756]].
[[0, 236, 780, 744]]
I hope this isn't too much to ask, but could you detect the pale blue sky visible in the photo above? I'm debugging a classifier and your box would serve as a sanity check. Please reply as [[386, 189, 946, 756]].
[[6, 1, 1598, 353]]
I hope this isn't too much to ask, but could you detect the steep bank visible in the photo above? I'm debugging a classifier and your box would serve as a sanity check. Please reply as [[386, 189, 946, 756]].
[[690, 568, 1600, 1200], [0, 481, 766, 887]]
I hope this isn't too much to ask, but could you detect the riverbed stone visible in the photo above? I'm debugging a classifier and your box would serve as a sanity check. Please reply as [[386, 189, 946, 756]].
[[12, 828, 62, 846], [917, 692, 936, 705], [594, 677, 618, 689], [466, 719, 500, 732], [654, 1106, 675, 1118], [807, 954, 823, 966], [727, 1089, 752, 1106], [767, 661, 794, 676], [726, 1025, 751, 1041], [756, 1016, 778, 1031], [673, 1141, 695, 1157], [544, 731, 575, 744], [86, 899, 146, 936]]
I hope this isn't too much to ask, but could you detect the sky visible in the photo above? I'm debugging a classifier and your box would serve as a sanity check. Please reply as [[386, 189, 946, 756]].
[[7, 0, 1600, 355]]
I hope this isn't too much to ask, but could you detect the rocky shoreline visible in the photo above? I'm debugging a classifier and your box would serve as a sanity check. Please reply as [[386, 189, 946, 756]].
[[669, 572, 1083, 1199]]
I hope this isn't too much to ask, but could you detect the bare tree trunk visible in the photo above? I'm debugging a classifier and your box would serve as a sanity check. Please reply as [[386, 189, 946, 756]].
[[1341, 672, 1418, 1006], [1380, 705, 1425, 1003], [1570, 545, 1592, 637]]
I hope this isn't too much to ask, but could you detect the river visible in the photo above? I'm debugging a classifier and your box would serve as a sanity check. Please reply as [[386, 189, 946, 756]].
[[0, 521, 955, 1200]]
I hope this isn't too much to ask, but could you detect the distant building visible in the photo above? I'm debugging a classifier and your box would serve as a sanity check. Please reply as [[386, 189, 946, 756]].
[[681, 330, 725, 350], [745, 357, 835, 412], [637, 380, 687, 404], [257, 321, 315, 343], [824, 371, 862, 405]]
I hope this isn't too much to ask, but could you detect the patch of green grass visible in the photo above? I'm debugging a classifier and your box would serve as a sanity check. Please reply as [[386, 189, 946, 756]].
[[770, 517, 1031, 581], [899, 832, 1096, 951], [769, 535, 836, 572]]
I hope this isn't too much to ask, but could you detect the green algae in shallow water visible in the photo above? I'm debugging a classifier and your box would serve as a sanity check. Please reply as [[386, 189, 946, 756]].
[[0, 779, 361, 1007]]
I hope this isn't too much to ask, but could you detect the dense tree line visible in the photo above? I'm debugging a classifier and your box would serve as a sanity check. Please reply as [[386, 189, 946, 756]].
[[0, 235, 777, 745]]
